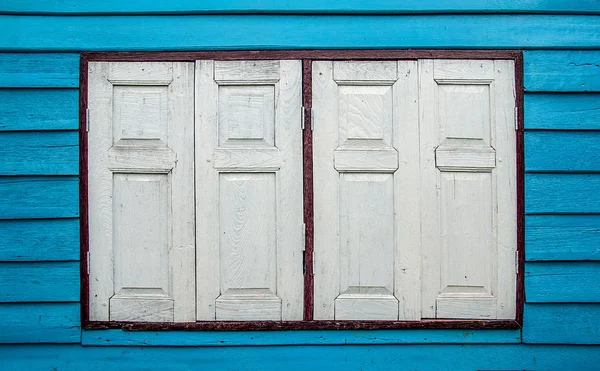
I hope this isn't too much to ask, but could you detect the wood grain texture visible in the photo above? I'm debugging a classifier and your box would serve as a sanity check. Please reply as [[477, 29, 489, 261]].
[[524, 51, 600, 92], [0, 176, 79, 219], [525, 262, 600, 303], [525, 174, 600, 214], [525, 131, 600, 173], [526, 215, 600, 261], [0, 89, 79, 131], [0, 53, 79, 87], [0, 262, 79, 302], [524, 93, 600, 130], [523, 304, 600, 344], [4, 0, 600, 14], [0, 219, 79, 261], [1, 15, 599, 51], [0, 303, 80, 343], [0, 131, 78, 175]]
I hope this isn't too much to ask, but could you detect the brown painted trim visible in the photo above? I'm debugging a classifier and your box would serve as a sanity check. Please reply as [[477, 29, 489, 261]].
[[79, 54, 91, 328], [80, 50, 525, 331], [82, 50, 521, 62], [86, 319, 520, 331]]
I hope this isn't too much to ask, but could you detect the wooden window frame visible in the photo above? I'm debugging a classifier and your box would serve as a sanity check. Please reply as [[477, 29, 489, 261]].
[[80, 50, 524, 331]]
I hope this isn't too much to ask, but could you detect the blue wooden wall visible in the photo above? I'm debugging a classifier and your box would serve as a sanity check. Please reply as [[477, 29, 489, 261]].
[[1, 2, 600, 369]]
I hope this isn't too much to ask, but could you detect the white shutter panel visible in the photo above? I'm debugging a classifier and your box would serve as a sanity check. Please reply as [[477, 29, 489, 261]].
[[313, 61, 421, 320], [195, 60, 304, 321], [88, 62, 195, 322], [419, 59, 517, 319]]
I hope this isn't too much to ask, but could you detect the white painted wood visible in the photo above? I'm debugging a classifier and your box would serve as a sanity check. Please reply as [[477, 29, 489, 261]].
[[419, 59, 516, 319], [88, 61, 195, 322], [313, 61, 420, 320], [196, 60, 303, 321]]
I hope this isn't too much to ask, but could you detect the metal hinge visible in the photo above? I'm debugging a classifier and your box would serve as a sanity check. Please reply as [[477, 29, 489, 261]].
[[301, 106, 305, 130], [302, 223, 306, 251], [86, 108, 90, 132], [87, 251, 90, 275], [515, 250, 519, 274], [514, 106, 519, 131], [310, 107, 314, 131]]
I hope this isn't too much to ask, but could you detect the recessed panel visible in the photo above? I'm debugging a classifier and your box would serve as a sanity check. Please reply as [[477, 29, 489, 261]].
[[440, 172, 493, 292], [113, 86, 168, 142], [218, 85, 275, 146], [113, 173, 169, 294], [219, 173, 277, 293], [339, 85, 392, 143], [438, 84, 490, 141], [339, 173, 394, 292]]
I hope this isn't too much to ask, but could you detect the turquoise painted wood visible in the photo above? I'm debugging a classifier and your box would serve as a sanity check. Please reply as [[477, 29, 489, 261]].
[[0, 219, 80, 261], [525, 262, 600, 303], [523, 304, 600, 344], [525, 174, 600, 214], [3, 1, 599, 14], [0, 131, 78, 175], [0, 177, 79, 219], [0, 89, 79, 131], [526, 215, 600, 261], [1, 344, 599, 370], [0, 54, 79, 87], [0, 262, 79, 302], [0, 15, 599, 51], [0, 303, 80, 343], [82, 329, 520, 347], [524, 51, 600, 92], [524, 94, 600, 130], [525, 131, 600, 173]]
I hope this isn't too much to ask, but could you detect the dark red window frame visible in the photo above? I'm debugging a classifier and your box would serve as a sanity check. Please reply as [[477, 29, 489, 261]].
[[79, 50, 524, 331]]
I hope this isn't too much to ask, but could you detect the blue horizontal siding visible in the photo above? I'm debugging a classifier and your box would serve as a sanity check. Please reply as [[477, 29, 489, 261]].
[[0, 303, 80, 343], [0, 54, 79, 88], [526, 215, 600, 261], [0, 15, 599, 51], [2, 0, 600, 15], [0, 219, 80, 261], [0, 262, 80, 302], [524, 51, 600, 92], [0, 176, 79, 219], [82, 329, 520, 347], [523, 304, 600, 344], [0, 89, 79, 131], [524, 94, 600, 130], [0, 131, 78, 175], [525, 262, 600, 303], [525, 131, 600, 173], [525, 174, 600, 214], [1, 344, 599, 370]]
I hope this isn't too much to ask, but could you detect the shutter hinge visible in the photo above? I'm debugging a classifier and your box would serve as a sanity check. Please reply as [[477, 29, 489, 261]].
[[515, 250, 519, 274], [310, 107, 314, 131], [301, 106, 305, 130], [87, 251, 90, 275], [302, 222, 306, 251], [86, 108, 90, 132], [514, 106, 519, 131]]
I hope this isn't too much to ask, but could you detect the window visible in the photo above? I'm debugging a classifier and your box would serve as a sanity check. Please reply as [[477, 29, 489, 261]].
[[83, 52, 521, 327]]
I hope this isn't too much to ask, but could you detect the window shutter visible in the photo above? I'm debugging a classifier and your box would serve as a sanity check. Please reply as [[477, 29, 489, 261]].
[[195, 60, 304, 321], [88, 62, 195, 322], [312, 61, 421, 320], [419, 60, 517, 319]]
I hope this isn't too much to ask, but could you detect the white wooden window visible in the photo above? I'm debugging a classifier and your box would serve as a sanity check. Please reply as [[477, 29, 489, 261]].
[[313, 60, 517, 320], [87, 58, 517, 323]]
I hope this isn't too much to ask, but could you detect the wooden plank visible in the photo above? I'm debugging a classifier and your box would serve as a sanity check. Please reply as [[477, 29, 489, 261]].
[[525, 131, 600, 173], [0, 177, 79, 219], [0, 219, 80, 261], [524, 94, 600, 130], [0, 262, 80, 302], [0, 89, 79, 131], [4, 344, 600, 370], [0, 54, 79, 88], [0, 303, 80, 343], [526, 215, 600, 261], [523, 304, 600, 344], [1, 15, 599, 51], [525, 262, 600, 303], [2, 1, 599, 14], [524, 51, 600, 92], [525, 174, 600, 214], [0, 131, 78, 175]]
